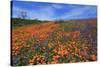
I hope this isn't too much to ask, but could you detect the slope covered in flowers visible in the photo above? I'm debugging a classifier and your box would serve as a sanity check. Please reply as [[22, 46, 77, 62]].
[[11, 19, 97, 66]]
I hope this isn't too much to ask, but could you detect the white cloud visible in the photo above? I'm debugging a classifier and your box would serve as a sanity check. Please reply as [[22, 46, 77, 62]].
[[31, 6, 55, 20], [12, 6, 55, 20], [12, 4, 97, 20], [51, 4, 65, 9], [12, 6, 29, 18], [60, 6, 96, 20]]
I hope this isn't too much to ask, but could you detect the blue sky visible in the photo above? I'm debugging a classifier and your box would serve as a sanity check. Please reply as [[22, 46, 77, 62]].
[[12, 1, 97, 20]]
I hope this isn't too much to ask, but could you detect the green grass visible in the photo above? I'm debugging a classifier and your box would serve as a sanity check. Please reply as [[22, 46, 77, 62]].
[[11, 18, 43, 28]]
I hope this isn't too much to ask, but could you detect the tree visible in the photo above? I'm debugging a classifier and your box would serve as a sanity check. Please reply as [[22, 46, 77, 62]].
[[18, 10, 28, 19]]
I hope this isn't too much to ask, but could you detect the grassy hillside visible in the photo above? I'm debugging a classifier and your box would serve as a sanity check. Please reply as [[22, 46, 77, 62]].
[[11, 18, 43, 28]]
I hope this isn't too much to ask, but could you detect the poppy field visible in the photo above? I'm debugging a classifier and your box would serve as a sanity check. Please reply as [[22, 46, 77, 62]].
[[11, 18, 97, 66]]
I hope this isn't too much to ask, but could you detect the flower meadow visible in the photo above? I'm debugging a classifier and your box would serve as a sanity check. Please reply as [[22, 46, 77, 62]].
[[11, 18, 97, 66]]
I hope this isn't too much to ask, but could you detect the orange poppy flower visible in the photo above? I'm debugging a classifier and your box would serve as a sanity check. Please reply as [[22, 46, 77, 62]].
[[53, 55, 60, 61], [90, 54, 97, 61]]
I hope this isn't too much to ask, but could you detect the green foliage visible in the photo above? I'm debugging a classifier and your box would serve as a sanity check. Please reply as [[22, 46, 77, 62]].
[[11, 18, 42, 28]]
